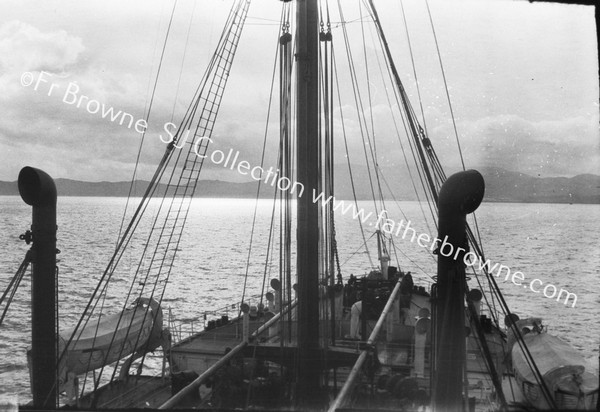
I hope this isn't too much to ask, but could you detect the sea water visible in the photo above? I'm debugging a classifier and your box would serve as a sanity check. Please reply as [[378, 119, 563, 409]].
[[0, 196, 598, 402]]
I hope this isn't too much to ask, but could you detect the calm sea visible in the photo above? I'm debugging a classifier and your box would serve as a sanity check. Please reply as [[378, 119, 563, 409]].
[[0, 196, 598, 402]]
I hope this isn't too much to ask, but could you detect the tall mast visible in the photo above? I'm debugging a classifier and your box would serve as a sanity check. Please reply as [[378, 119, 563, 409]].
[[295, 0, 321, 404]]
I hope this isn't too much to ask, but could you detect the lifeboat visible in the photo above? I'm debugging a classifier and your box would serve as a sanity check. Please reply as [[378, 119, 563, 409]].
[[28, 298, 164, 393], [510, 318, 598, 410]]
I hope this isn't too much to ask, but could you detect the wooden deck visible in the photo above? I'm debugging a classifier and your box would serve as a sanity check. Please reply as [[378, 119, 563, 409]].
[[76, 376, 172, 409], [165, 304, 526, 411]]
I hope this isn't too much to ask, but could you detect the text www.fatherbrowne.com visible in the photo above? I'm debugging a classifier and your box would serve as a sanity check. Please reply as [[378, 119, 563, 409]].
[[19, 72, 577, 308], [312, 192, 578, 308]]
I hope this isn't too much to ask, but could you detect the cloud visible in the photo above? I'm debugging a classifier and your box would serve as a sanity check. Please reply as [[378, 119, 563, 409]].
[[0, 2, 596, 184], [0, 20, 165, 182], [430, 114, 600, 177], [321, 101, 599, 179], [0, 21, 84, 73]]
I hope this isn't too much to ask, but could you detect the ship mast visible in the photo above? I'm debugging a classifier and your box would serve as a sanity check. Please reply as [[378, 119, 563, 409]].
[[295, 0, 322, 405]]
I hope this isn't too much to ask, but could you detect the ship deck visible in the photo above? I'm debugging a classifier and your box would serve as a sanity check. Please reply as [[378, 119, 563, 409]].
[[66, 324, 524, 411], [75, 376, 173, 409]]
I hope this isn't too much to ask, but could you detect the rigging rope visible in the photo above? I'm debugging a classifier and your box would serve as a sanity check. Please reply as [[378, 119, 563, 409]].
[[0, 251, 30, 326], [336, 0, 380, 219], [279, 5, 293, 350], [359, 1, 555, 406], [363, 0, 439, 236], [56, 1, 254, 400], [367, 28, 438, 239], [357, 2, 390, 222], [398, 0, 430, 138], [331, 48, 374, 268], [466, 229, 558, 408], [239, 3, 288, 319], [367, 14, 438, 209], [116, 0, 180, 247], [424, 0, 465, 171]]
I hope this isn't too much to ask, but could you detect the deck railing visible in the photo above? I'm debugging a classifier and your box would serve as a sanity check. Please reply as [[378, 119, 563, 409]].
[[166, 294, 265, 344]]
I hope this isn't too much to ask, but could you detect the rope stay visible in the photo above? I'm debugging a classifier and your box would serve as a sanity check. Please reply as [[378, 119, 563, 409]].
[[1, 0, 556, 408], [0, 251, 31, 326], [319, 0, 339, 349], [52, 0, 253, 401], [336, 0, 402, 273], [115, 0, 180, 249], [240, 2, 289, 325], [279, 0, 294, 353], [331, 48, 374, 269], [336, 0, 380, 221], [326, 1, 555, 407], [364, 0, 439, 206]]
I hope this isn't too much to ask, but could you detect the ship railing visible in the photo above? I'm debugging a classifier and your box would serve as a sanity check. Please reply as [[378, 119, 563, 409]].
[[328, 278, 404, 412], [159, 301, 297, 409], [166, 294, 264, 345], [167, 312, 202, 344]]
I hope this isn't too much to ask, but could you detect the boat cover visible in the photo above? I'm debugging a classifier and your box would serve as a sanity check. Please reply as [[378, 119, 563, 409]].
[[512, 332, 586, 383]]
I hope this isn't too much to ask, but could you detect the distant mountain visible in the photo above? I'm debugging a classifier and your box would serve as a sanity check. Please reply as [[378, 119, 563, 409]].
[[477, 167, 600, 204], [0, 178, 262, 199], [0, 168, 598, 204], [332, 166, 600, 204]]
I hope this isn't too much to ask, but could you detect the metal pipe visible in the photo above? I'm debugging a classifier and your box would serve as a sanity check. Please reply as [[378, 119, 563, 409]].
[[18, 166, 58, 409], [159, 301, 297, 409], [432, 170, 484, 412], [328, 278, 402, 412]]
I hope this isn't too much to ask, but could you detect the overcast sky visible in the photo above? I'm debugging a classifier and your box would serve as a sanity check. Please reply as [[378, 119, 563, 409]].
[[0, 0, 597, 183]]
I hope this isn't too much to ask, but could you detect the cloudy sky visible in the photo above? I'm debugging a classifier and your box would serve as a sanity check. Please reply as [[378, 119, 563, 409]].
[[0, 0, 597, 183]]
